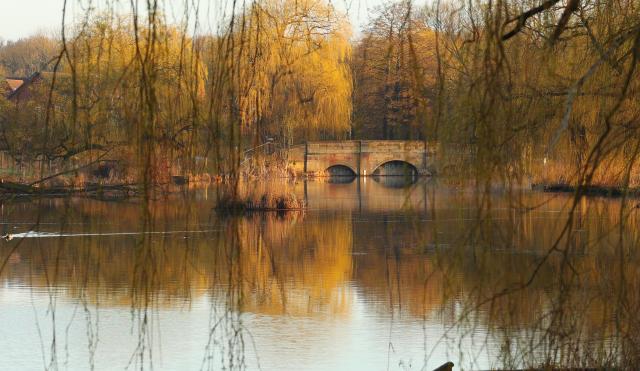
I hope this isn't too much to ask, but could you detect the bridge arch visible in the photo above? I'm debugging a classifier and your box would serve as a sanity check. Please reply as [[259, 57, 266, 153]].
[[371, 160, 419, 177], [326, 164, 357, 177]]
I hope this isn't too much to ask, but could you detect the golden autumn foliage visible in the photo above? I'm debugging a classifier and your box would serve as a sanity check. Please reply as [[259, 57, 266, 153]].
[[2, 0, 640, 190], [0, 0, 353, 182], [215, 0, 353, 145], [431, 0, 640, 188]]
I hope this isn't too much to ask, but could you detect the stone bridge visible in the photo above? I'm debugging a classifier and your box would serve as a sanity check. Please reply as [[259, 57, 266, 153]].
[[288, 140, 436, 176]]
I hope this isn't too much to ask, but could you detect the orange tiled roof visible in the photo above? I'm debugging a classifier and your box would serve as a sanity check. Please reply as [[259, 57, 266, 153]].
[[5, 79, 24, 91], [5, 72, 43, 100]]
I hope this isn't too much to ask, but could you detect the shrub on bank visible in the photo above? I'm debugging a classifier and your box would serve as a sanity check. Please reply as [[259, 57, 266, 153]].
[[216, 192, 306, 211]]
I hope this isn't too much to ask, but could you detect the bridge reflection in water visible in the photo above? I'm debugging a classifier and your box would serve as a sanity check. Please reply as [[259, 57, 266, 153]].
[[324, 166, 418, 186]]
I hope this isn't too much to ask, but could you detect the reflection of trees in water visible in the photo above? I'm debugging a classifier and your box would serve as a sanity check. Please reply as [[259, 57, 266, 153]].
[[347, 190, 640, 368], [0, 198, 356, 369], [234, 211, 353, 315], [4, 189, 640, 368], [425, 193, 640, 369], [0, 202, 353, 314]]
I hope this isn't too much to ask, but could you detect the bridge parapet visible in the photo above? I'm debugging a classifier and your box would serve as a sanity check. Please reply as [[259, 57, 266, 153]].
[[360, 140, 427, 154], [307, 141, 360, 154]]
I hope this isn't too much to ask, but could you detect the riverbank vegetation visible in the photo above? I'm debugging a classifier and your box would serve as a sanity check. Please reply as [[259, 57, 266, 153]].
[[1, 1, 352, 191], [216, 191, 306, 211]]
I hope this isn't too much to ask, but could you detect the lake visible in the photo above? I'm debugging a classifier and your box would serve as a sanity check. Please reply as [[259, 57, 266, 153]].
[[0, 178, 637, 370]]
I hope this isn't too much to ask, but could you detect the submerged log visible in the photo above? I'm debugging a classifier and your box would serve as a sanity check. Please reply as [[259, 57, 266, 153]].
[[0, 181, 72, 195], [0, 180, 138, 199], [0, 181, 35, 194]]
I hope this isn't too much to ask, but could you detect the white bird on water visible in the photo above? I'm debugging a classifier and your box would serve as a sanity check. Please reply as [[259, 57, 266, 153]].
[[2, 229, 217, 241], [3, 231, 57, 241]]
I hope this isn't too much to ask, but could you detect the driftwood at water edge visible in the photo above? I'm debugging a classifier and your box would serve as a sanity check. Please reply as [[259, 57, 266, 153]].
[[0, 181, 72, 195], [532, 183, 640, 197], [0, 181, 139, 199]]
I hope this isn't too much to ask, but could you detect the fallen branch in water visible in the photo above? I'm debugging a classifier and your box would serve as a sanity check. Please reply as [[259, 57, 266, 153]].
[[0, 180, 140, 200], [532, 183, 640, 198]]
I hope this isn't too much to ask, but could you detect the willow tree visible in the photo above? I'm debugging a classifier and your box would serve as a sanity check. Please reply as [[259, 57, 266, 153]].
[[216, 0, 352, 148], [432, 0, 640, 186], [0, 13, 208, 183]]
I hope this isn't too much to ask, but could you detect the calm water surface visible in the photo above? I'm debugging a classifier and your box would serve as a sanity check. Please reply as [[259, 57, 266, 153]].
[[0, 179, 634, 370]]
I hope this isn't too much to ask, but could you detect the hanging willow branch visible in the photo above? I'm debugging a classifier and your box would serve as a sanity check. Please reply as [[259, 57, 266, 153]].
[[502, 0, 580, 42]]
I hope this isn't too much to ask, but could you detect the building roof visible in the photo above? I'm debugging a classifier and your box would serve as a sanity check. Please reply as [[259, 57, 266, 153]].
[[3, 72, 72, 101], [5, 72, 42, 100], [5, 79, 25, 92]]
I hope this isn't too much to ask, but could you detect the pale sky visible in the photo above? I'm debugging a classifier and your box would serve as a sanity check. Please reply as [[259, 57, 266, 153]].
[[0, 0, 404, 42], [1, 1, 65, 40]]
